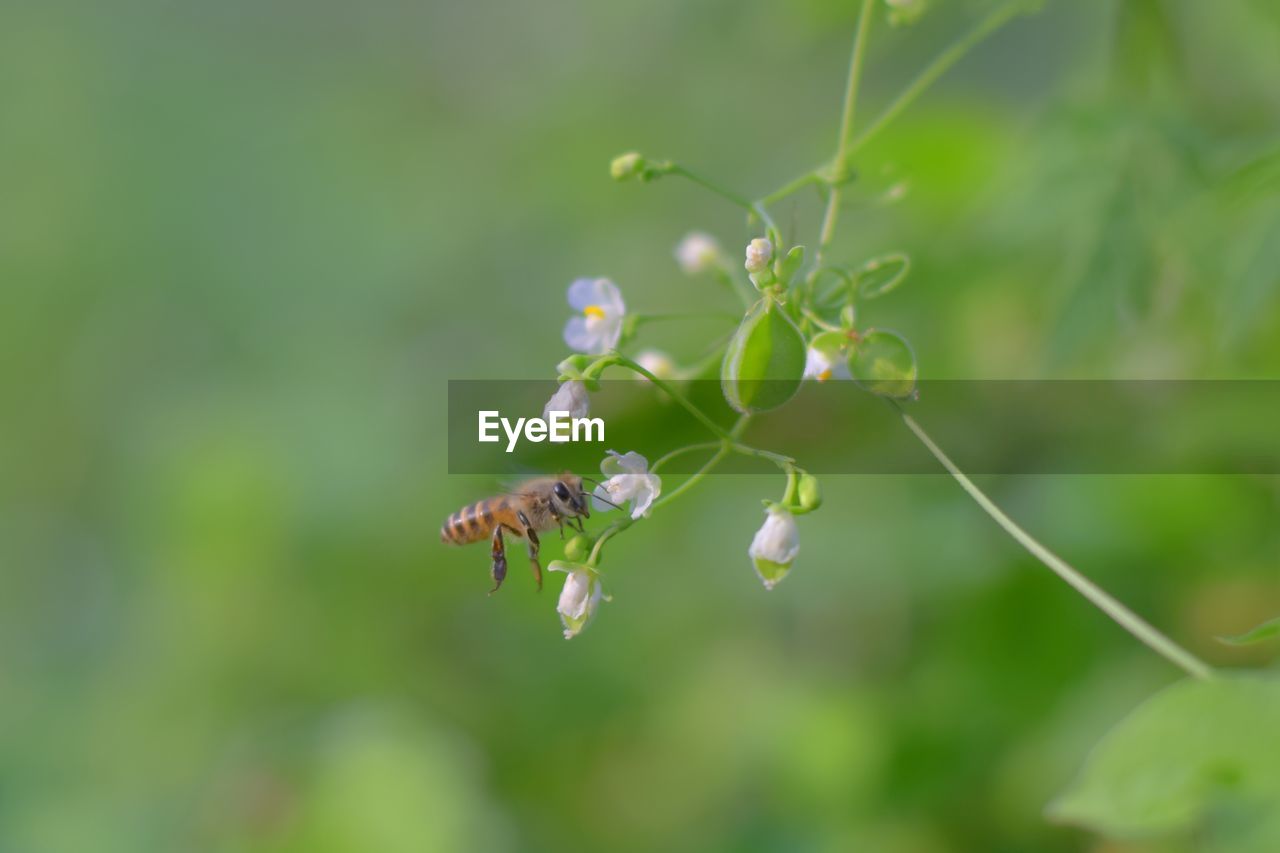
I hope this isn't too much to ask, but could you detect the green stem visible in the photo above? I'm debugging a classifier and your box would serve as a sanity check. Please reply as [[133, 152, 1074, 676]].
[[760, 171, 824, 206], [817, 0, 875, 264], [588, 444, 729, 566], [652, 442, 722, 473], [609, 355, 734, 441], [666, 164, 780, 238], [897, 407, 1214, 682], [847, 1, 1024, 156]]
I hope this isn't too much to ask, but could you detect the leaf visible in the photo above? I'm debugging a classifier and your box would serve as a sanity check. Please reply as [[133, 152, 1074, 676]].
[[1047, 675, 1280, 848], [853, 253, 910, 299], [1218, 616, 1280, 646], [720, 298, 806, 413]]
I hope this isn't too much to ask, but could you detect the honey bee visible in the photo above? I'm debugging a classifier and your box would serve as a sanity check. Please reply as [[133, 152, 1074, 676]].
[[440, 472, 593, 594]]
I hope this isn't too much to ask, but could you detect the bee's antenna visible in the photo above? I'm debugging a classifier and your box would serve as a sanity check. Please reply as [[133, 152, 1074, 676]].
[[580, 476, 604, 487], [585, 491, 625, 512]]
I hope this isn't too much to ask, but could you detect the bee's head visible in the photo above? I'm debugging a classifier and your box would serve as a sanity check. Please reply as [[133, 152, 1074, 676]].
[[553, 472, 589, 518]]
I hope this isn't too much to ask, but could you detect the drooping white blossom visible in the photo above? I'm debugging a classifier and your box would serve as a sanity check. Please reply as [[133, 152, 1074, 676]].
[[549, 561, 606, 639], [749, 506, 800, 590], [543, 379, 590, 421]]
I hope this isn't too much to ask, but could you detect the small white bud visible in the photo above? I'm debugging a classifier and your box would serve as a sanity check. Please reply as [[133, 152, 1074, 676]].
[[610, 152, 645, 181], [744, 238, 774, 275], [634, 349, 676, 381], [675, 232, 720, 275]]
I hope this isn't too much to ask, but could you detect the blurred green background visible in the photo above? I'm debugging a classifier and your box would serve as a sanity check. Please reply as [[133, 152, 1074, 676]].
[[3, 0, 1280, 850]]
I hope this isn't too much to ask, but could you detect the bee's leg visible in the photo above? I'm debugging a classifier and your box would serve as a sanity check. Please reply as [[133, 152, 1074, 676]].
[[489, 525, 508, 595], [548, 506, 565, 539], [516, 510, 542, 592]]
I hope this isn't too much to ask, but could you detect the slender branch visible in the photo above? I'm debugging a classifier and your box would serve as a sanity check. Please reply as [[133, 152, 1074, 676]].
[[588, 445, 729, 566], [652, 442, 722, 473], [667, 164, 755, 210], [609, 355, 734, 441], [897, 407, 1214, 682], [760, 171, 824, 206], [847, 1, 1024, 156], [666, 164, 780, 238], [817, 0, 875, 264]]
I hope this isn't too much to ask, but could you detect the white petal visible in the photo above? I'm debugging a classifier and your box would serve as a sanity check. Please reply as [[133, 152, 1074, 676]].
[[558, 570, 591, 620], [614, 451, 649, 475], [592, 483, 620, 513], [564, 316, 612, 355], [629, 475, 661, 518], [567, 277, 624, 316]]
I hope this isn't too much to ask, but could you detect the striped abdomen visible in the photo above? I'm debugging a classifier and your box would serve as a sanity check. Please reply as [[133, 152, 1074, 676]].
[[441, 498, 508, 545]]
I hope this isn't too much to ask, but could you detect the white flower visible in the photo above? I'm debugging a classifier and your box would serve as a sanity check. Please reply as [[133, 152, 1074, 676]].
[[803, 331, 852, 382], [550, 562, 606, 639], [634, 349, 676, 381], [592, 450, 661, 519], [803, 347, 852, 382], [744, 238, 773, 274], [675, 232, 720, 275], [543, 380, 589, 421], [563, 278, 626, 355], [749, 506, 799, 590]]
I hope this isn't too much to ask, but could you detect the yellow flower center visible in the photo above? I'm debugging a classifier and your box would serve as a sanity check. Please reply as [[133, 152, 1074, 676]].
[[583, 305, 606, 320], [818, 369, 833, 382]]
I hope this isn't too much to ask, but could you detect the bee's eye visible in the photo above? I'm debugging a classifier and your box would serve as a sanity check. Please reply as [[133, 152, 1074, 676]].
[[553, 482, 571, 501]]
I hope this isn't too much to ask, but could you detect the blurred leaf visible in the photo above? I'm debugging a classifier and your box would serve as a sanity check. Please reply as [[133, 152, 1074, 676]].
[[853, 253, 910, 300], [1048, 674, 1280, 848], [1218, 616, 1280, 647]]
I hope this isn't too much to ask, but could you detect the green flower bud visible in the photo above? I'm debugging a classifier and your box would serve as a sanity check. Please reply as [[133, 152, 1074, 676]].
[[721, 298, 806, 413], [796, 472, 822, 513], [610, 151, 645, 181], [563, 534, 592, 562]]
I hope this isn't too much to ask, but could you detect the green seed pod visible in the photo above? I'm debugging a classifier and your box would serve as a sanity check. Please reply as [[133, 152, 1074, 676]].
[[849, 328, 918, 399], [721, 298, 807, 413]]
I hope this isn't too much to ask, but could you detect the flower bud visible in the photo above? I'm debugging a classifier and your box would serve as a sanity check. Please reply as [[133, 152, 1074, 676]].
[[744, 238, 773, 275], [797, 472, 822, 513], [675, 232, 720, 275], [635, 349, 676, 381], [563, 535, 592, 563], [610, 151, 645, 181], [749, 506, 800, 590]]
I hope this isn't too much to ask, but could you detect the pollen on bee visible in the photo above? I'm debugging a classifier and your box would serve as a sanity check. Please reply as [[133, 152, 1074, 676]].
[[583, 304, 606, 319]]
